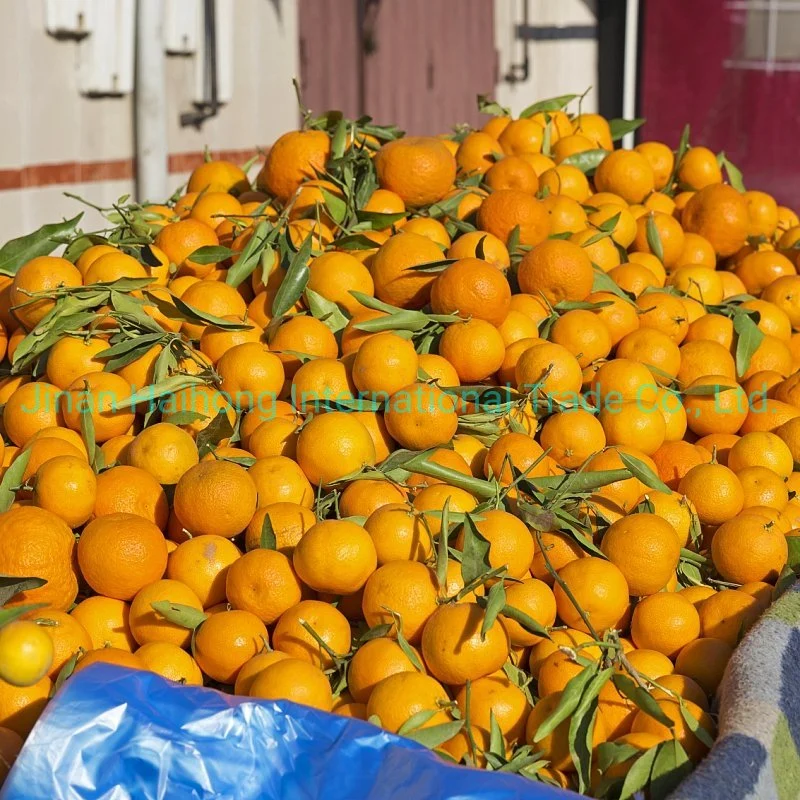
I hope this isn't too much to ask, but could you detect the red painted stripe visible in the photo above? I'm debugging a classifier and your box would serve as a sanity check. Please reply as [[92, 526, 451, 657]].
[[0, 148, 266, 192]]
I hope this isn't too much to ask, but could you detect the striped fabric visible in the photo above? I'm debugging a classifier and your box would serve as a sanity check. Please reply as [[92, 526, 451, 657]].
[[670, 582, 800, 799]]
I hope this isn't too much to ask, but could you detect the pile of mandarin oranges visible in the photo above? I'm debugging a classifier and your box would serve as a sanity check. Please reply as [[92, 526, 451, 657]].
[[0, 92, 799, 797]]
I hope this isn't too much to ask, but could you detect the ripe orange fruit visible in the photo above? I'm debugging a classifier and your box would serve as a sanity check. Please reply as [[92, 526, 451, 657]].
[[678, 462, 744, 526], [126, 422, 199, 485], [711, 514, 788, 584], [430, 258, 511, 326], [10, 256, 82, 331], [630, 592, 701, 657], [364, 503, 432, 564], [187, 159, 249, 194], [155, 219, 220, 278], [167, 534, 242, 608], [476, 189, 549, 247], [70, 596, 135, 651], [595, 150, 655, 203], [727, 431, 793, 477], [632, 698, 715, 762], [484, 155, 539, 193], [45, 335, 108, 390], [351, 332, 418, 400], [226, 548, 303, 624], [538, 408, 606, 469], [93, 465, 169, 529], [272, 600, 351, 669], [384, 382, 458, 450], [516, 239, 593, 305], [129, 578, 204, 648], [292, 519, 377, 594], [32, 454, 96, 528], [32, 609, 91, 678], [681, 184, 749, 257], [438, 318, 505, 382], [295, 411, 376, 486], [256, 130, 331, 202], [366, 671, 451, 734], [244, 502, 316, 556], [421, 603, 508, 686], [0, 675, 52, 736], [61, 372, 136, 443], [369, 231, 444, 309], [674, 637, 733, 695], [454, 671, 530, 746], [3, 381, 63, 447], [677, 146, 722, 189], [502, 579, 557, 647], [174, 460, 257, 537], [682, 376, 748, 437], [600, 513, 681, 596], [193, 609, 268, 683], [78, 513, 168, 601], [249, 657, 333, 711], [136, 641, 203, 686], [698, 589, 760, 646], [361, 561, 439, 644], [0, 506, 78, 610], [233, 650, 292, 695], [553, 557, 630, 635], [348, 638, 423, 704], [374, 137, 456, 207]]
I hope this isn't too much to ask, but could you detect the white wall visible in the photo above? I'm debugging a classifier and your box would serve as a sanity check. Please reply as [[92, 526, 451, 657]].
[[0, 0, 299, 239], [494, 0, 599, 116]]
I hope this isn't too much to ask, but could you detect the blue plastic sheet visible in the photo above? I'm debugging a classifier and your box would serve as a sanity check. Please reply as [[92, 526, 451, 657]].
[[2, 664, 573, 800]]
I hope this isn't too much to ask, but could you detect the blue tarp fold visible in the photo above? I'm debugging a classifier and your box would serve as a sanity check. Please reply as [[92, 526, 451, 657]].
[[1, 664, 571, 800]]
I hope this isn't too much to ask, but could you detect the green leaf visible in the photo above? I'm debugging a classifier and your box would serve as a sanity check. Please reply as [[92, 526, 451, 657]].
[[355, 209, 406, 230], [650, 739, 693, 800], [397, 709, 441, 735], [569, 697, 600, 792], [0, 576, 47, 607], [619, 742, 659, 800], [145, 291, 250, 331], [717, 151, 746, 192], [502, 661, 535, 706], [663, 125, 691, 196], [477, 94, 510, 117], [678, 701, 715, 748], [358, 623, 394, 643], [534, 662, 598, 741], [0, 448, 32, 512], [0, 603, 48, 628], [519, 94, 578, 117], [609, 118, 646, 142], [335, 233, 385, 251], [561, 149, 609, 174], [682, 382, 738, 396], [595, 211, 622, 234], [271, 234, 313, 317], [733, 312, 765, 378], [499, 603, 551, 639], [195, 409, 235, 457], [260, 513, 277, 550], [481, 580, 506, 639], [187, 245, 236, 265], [0, 213, 83, 276], [80, 403, 99, 472], [226, 221, 273, 287], [119, 374, 208, 410], [150, 601, 208, 630], [304, 287, 350, 334], [646, 214, 665, 262], [488, 710, 505, 757], [53, 650, 79, 692], [612, 673, 674, 728], [618, 451, 671, 494], [460, 513, 493, 587], [403, 719, 464, 749], [787, 535, 800, 570], [320, 187, 348, 226], [436, 498, 450, 592]]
